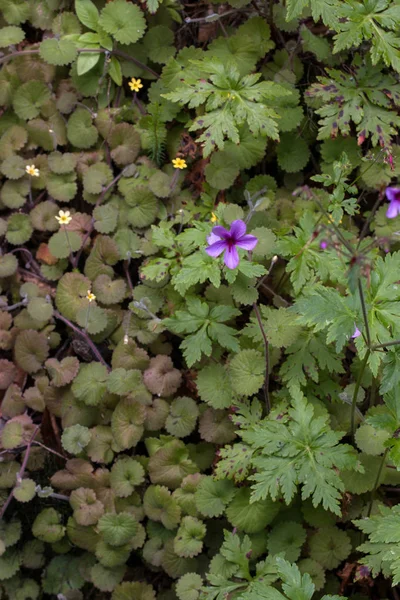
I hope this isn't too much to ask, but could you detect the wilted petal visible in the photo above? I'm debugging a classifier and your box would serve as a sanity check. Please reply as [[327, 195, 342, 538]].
[[212, 225, 230, 239], [229, 220, 247, 241], [224, 246, 239, 269], [386, 200, 400, 219], [206, 240, 227, 257], [236, 234, 258, 251]]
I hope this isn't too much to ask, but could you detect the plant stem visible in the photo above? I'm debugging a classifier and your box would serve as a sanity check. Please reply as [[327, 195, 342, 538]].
[[366, 448, 389, 517], [351, 349, 370, 439], [252, 303, 270, 414], [53, 310, 110, 370], [358, 279, 371, 348], [63, 225, 74, 264]]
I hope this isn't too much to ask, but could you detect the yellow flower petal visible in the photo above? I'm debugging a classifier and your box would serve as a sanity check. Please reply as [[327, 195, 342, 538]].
[[172, 157, 187, 170]]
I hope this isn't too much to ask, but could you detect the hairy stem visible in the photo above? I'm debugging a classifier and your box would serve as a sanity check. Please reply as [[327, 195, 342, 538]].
[[367, 448, 389, 517], [358, 279, 371, 348], [351, 349, 370, 439]]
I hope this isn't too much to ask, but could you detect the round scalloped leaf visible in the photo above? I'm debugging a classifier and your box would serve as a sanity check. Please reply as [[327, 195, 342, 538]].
[[94, 205, 118, 234], [45, 356, 80, 387], [143, 355, 182, 397], [0, 461, 20, 487], [1, 421, 23, 449], [161, 538, 198, 578], [277, 133, 310, 173], [124, 188, 159, 228], [93, 274, 126, 303], [199, 408, 236, 444], [143, 485, 181, 530], [0, 25, 25, 47], [95, 539, 131, 568], [48, 230, 81, 259], [176, 573, 203, 600], [143, 25, 175, 64], [196, 364, 233, 409], [226, 487, 280, 533], [174, 516, 206, 558], [355, 423, 391, 456], [148, 171, 172, 198], [148, 439, 197, 490], [55, 272, 92, 321], [110, 457, 145, 497], [99, 0, 146, 45], [112, 581, 156, 600], [1, 180, 29, 208], [194, 476, 235, 518], [71, 363, 108, 406], [52, 11, 82, 35], [32, 508, 65, 543], [83, 163, 113, 195], [6, 213, 33, 245], [67, 108, 98, 149], [309, 526, 352, 569], [112, 338, 149, 371], [91, 563, 125, 592], [301, 499, 336, 528], [30, 200, 59, 232], [39, 38, 78, 66], [0, 520, 22, 548], [21, 539, 45, 569], [13, 478, 36, 503], [251, 227, 277, 259], [340, 453, 384, 494], [48, 151, 78, 174], [61, 425, 91, 455], [107, 368, 142, 396], [111, 398, 145, 450], [86, 426, 114, 464], [165, 397, 199, 438], [1, 155, 25, 179], [267, 521, 306, 562], [0, 126, 28, 160], [76, 305, 108, 335], [14, 329, 49, 373], [109, 123, 141, 166], [70, 488, 104, 526], [98, 512, 138, 547], [0, 253, 18, 277], [13, 81, 51, 120], [46, 172, 77, 202], [229, 349, 265, 396], [298, 559, 326, 592], [27, 296, 53, 321], [205, 152, 240, 191], [0, 359, 17, 390], [0, 549, 21, 581]]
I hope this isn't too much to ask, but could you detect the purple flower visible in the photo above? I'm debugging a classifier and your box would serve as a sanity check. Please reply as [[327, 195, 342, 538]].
[[352, 326, 361, 339], [385, 186, 400, 218], [206, 220, 258, 269], [320, 240, 328, 250]]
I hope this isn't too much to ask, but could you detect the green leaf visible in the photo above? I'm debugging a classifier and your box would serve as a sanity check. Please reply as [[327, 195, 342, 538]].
[[226, 487, 280, 533], [0, 25, 25, 47], [14, 478, 36, 503], [48, 230, 82, 259], [98, 512, 138, 547], [77, 51, 101, 75], [61, 424, 91, 454], [277, 133, 310, 172], [14, 330, 49, 373], [99, 0, 146, 45], [75, 0, 100, 30], [205, 152, 240, 190], [27, 296, 53, 321], [195, 476, 235, 518], [174, 516, 206, 558], [309, 526, 352, 569], [71, 362, 109, 406], [32, 508, 65, 543], [196, 363, 233, 409], [165, 396, 199, 438], [13, 81, 51, 121], [67, 108, 98, 149], [0, 0, 30, 25], [39, 38, 78, 66], [109, 55, 123, 86], [267, 521, 307, 562], [229, 350, 265, 396]]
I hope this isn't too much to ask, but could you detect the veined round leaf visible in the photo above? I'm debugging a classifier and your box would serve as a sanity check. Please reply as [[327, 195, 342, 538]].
[[52, 11, 82, 36], [30, 200, 60, 231], [32, 508, 65, 543], [174, 516, 206, 558], [0, 359, 17, 390], [46, 172, 77, 202], [298, 559, 326, 591], [109, 123, 140, 166], [107, 368, 142, 396], [143, 485, 181, 530], [165, 397, 199, 438], [1, 421, 23, 449], [48, 151, 77, 174], [93, 273, 126, 304], [45, 356, 80, 387], [6, 213, 33, 245], [95, 539, 131, 568], [176, 573, 203, 600], [67, 108, 98, 149], [91, 563, 126, 592], [55, 272, 92, 320], [148, 171, 172, 198], [355, 423, 391, 456], [229, 349, 265, 396], [27, 296, 53, 321], [13, 478, 36, 503], [1, 155, 26, 179], [277, 133, 310, 173], [110, 457, 145, 497], [1, 180, 29, 208], [196, 364, 233, 409], [0, 548, 21, 581], [0, 25, 25, 47], [76, 305, 108, 335], [13, 81, 51, 121], [99, 0, 146, 45], [83, 162, 113, 195], [112, 581, 156, 600], [98, 512, 138, 547], [14, 329, 49, 373], [205, 152, 240, 191], [39, 38, 78, 66], [195, 476, 235, 518], [48, 230, 82, 259], [111, 398, 146, 450], [226, 487, 280, 533], [198, 408, 236, 444], [0, 520, 22, 548], [0, 0, 30, 25], [0, 253, 18, 277], [77, 51, 101, 76], [309, 526, 352, 569], [143, 25, 175, 64], [267, 521, 307, 562], [86, 425, 114, 464], [61, 425, 91, 455], [119, 181, 159, 228], [72, 362, 108, 406]]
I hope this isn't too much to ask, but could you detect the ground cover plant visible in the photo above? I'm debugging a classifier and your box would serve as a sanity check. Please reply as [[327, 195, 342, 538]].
[[2, 0, 400, 598]]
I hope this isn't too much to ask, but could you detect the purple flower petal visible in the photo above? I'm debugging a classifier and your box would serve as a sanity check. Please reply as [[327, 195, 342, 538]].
[[385, 186, 400, 202], [229, 220, 247, 241], [207, 232, 221, 245], [386, 199, 400, 219], [236, 234, 258, 251], [212, 225, 230, 239], [224, 245, 239, 269], [352, 326, 361, 339], [206, 240, 227, 257]]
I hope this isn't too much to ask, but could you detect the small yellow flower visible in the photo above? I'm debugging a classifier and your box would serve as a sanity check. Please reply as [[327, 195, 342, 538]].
[[128, 78, 143, 93], [26, 164, 40, 177], [55, 210, 72, 225], [172, 157, 187, 170], [211, 212, 218, 223], [86, 290, 96, 302]]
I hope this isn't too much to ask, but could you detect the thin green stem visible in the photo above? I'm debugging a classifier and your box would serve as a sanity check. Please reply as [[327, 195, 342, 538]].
[[358, 279, 371, 348], [351, 349, 370, 439], [366, 448, 389, 517], [253, 303, 270, 414], [373, 338, 400, 350]]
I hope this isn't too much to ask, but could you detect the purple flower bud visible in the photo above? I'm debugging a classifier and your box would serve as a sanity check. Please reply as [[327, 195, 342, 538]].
[[352, 326, 361, 339], [320, 240, 328, 249]]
